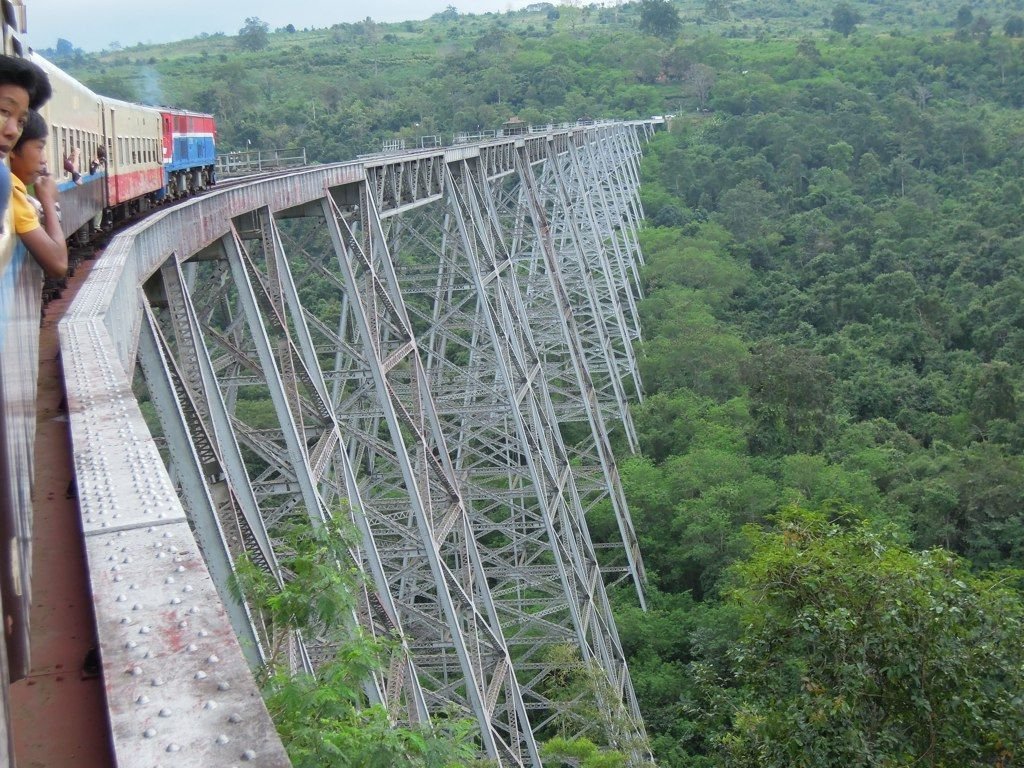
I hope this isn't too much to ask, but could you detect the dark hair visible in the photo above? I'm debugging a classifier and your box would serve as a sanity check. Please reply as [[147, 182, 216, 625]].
[[13, 110, 46, 149], [0, 55, 51, 109]]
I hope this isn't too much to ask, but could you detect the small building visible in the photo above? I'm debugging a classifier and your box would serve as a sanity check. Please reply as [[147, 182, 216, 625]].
[[502, 116, 526, 136]]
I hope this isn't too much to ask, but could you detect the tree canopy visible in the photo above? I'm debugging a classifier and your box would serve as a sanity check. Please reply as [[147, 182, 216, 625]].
[[639, 0, 681, 39], [237, 16, 270, 51]]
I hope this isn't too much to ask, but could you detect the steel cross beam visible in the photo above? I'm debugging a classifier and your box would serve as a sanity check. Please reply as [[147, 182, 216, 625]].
[[438, 154, 651, 754], [454, 143, 648, 603], [319, 189, 540, 767], [140, 219, 433, 717]]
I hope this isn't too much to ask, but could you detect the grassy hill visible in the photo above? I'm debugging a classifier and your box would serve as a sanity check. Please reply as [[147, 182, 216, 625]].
[[48, 0, 1024, 160]]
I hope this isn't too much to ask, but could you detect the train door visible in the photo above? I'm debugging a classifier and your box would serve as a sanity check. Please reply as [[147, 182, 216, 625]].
[[161, 112, 173, 165], [105, 105, 118, 204]]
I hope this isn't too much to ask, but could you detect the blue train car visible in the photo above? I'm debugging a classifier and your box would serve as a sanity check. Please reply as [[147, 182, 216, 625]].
[[160, 108, 216, 197]]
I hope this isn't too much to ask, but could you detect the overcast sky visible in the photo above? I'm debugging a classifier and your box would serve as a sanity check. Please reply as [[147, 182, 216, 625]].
[[27, 0, 541, 53]]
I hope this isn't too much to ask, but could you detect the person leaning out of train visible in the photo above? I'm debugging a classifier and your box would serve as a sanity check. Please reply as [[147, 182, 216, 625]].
[[89, 144, 106, 175], [9, 110, 67, 278]]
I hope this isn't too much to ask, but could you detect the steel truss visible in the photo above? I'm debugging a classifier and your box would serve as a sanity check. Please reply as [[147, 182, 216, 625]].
[[128, 121, 655, 767]]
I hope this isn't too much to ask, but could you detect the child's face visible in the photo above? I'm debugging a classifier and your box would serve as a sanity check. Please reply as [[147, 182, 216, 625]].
[[0, 84, 29, 158], [11, 137, 47, 184]]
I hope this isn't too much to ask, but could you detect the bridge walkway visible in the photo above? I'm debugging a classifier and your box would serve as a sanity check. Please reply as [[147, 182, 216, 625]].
[[10, 254, 115, 767]]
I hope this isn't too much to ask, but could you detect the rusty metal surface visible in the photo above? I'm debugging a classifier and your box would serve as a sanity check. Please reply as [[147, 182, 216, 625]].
[[89, 523, 288, 767]]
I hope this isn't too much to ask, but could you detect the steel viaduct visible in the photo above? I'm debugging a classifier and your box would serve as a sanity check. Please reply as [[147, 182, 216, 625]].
[[1, 119, 661, 766]]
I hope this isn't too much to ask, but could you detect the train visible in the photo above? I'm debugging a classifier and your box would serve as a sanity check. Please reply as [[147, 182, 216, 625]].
[[31, 51, 217, 239]]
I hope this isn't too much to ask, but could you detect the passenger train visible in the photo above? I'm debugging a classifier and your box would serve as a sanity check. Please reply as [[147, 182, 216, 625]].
[[31, 51, 217, 238]]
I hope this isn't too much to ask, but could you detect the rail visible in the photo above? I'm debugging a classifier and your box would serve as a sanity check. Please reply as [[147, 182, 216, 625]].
[[214, 147, 308, 177]]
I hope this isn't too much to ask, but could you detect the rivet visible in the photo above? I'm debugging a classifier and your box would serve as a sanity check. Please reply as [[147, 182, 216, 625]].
[[129, 666, 142, 677], [186, 643, 199, 652], [195, 671, 208, 680], [143, 728, 157, 738], [228, 713, 242, 724], [218, 681, 231, 691], [208, 655, 220, 664], [166, 743, 181, 753], [159, 708, 172, 717], [216, 734, 230, 745], [151, 677, 165, 687], [242, 750, 257, 761], [139, 626, 151, 635], [136, 695, 150, 705], [203, 700, 218, 710]]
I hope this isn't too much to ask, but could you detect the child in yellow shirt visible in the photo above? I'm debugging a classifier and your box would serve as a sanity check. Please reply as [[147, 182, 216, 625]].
[[9, 110, 66, 278]]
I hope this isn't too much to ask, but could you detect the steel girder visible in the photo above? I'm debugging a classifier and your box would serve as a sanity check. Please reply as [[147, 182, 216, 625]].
[[138, 218, 431, 721], [450, 140, 648, 604], [314, 189, 539, 767], [357, 140, 651, 759]]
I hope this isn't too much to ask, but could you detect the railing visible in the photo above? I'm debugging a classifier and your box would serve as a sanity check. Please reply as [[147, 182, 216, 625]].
[[214, 147, 307, 177]]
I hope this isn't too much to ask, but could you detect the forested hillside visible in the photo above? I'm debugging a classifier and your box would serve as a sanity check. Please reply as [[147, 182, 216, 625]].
[[622, 20, 1024, 768], [55, 2, 1024, 765]]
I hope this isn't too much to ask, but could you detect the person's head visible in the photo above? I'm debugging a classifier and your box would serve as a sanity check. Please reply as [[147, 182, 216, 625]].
[[0, 55, 51, 157], [10, 110, 48, 185]]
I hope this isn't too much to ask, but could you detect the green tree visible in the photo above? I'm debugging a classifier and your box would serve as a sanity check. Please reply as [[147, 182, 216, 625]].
[[742, 344, 835, 456], [956, 4, 974, 29], [237, 16, 270, 51], [639, 0, 681, 39], [830, 3, 862, 37], [712, 508, 1024, 768], [231, 519, 481, 767], [1005, 16, 1024, 37]]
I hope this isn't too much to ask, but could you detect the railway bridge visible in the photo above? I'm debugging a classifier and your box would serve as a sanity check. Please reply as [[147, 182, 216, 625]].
[[1, 119, 659, 767]]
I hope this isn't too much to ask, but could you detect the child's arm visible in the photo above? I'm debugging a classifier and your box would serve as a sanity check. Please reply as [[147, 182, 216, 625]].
[[21, 174, 67, 278]]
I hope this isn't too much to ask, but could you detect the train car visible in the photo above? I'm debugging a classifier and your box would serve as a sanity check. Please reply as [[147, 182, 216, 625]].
[[99, 95, 165, 221], [160, 107, 216, 197], [30, 52, 104, 239]]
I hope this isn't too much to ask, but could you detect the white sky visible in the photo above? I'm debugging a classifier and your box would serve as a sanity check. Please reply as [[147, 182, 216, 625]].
[[27, 0, 541, 53]]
